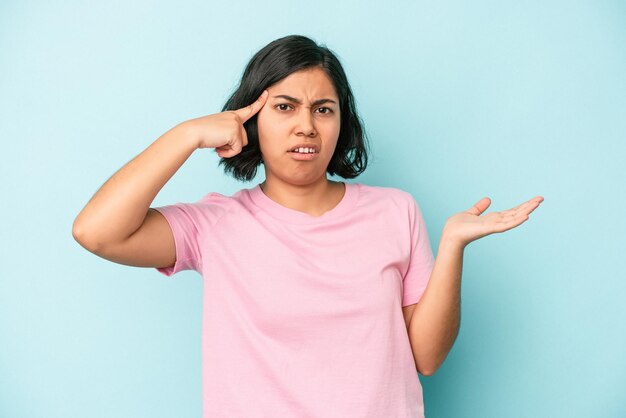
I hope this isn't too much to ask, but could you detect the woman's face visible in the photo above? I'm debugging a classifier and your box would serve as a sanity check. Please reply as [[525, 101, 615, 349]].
[[256, 66, 341, 186]]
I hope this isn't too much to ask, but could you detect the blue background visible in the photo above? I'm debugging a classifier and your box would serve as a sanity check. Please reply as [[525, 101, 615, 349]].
[[1, 1, 625, 417]]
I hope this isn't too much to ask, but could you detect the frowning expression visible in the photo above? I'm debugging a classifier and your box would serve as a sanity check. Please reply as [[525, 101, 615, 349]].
[[256, 66, 341, 184]]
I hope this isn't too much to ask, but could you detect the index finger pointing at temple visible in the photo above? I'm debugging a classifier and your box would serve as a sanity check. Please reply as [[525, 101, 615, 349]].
[[234, 90, 269, 123]]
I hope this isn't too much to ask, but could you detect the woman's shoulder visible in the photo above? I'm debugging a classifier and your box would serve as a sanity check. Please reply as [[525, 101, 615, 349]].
[[354, 182, 417, 205], [197, 190, 236, 204], [196, 187, 252, 208]]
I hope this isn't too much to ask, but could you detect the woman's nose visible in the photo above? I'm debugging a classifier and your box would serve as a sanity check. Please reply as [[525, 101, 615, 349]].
[[296, 110, 317, 137]]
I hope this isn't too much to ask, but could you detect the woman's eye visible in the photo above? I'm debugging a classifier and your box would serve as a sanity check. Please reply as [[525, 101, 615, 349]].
[[275, 104, 333, 114]]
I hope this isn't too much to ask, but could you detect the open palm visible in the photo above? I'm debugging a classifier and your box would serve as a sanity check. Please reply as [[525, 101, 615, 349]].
[[442, 196, 545, 248]]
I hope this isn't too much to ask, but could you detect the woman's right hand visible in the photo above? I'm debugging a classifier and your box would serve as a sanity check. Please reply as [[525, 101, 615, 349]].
[[185, 90, 269, 158]]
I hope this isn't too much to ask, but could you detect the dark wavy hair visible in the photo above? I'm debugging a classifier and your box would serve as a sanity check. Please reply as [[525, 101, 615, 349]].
[[218, 34, 370, 182]]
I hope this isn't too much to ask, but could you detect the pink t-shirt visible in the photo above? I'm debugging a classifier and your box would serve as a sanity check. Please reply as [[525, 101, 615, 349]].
[[153, 182, 435, 417]]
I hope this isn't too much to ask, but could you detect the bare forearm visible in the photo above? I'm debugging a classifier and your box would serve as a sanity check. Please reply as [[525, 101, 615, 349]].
[[408, 237, 464, 375], [72, 122, 198, 248]]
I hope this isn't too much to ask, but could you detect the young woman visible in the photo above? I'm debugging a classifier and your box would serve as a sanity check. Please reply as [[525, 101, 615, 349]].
[[72, 34, 543, 418]]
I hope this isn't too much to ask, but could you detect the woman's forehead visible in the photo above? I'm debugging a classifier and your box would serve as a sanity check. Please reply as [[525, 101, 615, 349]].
[[268, 68, 338, 99]]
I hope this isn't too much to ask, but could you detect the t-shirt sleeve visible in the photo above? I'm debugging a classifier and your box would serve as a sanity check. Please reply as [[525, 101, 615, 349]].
[[151, 193, 225, 277], [152, 203, 203, 276], [402, 195, 436, 307]]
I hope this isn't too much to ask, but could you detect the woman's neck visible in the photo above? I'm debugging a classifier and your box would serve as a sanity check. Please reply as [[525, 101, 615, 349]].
[[259, 178, 345, 217]]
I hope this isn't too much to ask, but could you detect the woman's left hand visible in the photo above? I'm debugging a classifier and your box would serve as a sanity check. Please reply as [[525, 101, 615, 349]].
[[442, 196, 544, 249]]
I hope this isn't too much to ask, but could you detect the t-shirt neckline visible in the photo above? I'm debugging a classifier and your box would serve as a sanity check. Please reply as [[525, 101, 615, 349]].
[[248, 181, 359, 224]]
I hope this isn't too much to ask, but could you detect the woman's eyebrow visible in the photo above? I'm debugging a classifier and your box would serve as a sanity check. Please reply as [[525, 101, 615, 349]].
[[272, 94, 337, 106]]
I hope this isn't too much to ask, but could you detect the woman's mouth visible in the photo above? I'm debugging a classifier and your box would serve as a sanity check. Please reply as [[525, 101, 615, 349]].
[[288, 149, 319, 161]]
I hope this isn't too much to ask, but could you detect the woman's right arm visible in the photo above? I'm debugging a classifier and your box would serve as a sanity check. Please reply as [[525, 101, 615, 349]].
[[71, 122, 200, 268], [72, 89, 268, 269]]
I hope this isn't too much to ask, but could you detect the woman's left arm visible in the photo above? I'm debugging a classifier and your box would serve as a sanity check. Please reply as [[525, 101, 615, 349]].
[[408, 195, 544, 376]]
